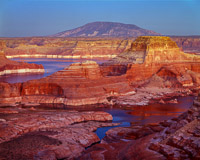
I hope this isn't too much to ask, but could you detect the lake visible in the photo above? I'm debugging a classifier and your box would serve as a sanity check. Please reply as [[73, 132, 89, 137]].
[[75, 96, 195, 140]]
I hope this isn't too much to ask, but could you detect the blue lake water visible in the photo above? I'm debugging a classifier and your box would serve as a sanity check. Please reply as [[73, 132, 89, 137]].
[[77, 96, 195, 140]]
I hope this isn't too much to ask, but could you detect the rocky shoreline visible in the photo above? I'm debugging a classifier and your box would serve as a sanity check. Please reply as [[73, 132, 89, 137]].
[[79, 94, 200, 160]]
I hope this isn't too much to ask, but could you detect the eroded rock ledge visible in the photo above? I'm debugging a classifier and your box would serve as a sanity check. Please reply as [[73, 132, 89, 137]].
[[0, 108, 117, 159]]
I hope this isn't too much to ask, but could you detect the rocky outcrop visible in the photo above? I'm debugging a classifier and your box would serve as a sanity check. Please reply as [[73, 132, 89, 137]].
[[109, 36, 199, 64], [0, 41, 44, 76], [0, 107, 118, 160], [122, 37, 200, 88], [51, 21, 161, 37], [79, 93, 200, 160], [98, 36, 200, 106], [0, 61, 134, 106]]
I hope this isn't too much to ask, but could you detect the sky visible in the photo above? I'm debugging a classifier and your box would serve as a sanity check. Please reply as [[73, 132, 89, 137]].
[[0, 0, 199, 37]]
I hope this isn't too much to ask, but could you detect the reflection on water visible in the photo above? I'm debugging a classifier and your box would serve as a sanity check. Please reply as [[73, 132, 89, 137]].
[[0, 58, 107, 83], [95, 96, 195, 139]]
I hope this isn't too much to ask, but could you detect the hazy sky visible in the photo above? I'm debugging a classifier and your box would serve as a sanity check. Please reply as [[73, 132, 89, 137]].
[[0, 0, 199, 37]]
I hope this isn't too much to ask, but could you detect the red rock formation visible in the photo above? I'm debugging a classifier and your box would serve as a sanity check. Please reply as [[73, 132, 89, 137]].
[[124, 36, 200, 88], [1, 36, 200, 106], [0, 108, 118, 159], [0, 61, 133, 106], [0, 41, 44, 76]]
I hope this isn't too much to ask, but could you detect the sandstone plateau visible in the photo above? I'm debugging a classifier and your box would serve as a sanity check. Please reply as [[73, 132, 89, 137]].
[[0, 36, 200, 106], [1, 36, 200, 60], [0, 41, 44, 76], [2, 37, 133, 59]]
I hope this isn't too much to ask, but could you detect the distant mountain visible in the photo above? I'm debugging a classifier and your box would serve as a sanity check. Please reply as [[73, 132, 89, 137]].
[[51, 22, 161, 37]]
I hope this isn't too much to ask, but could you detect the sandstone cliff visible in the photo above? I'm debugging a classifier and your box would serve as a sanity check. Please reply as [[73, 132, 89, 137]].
[[2, 38, 132, 59], [1, 36, 200, 59], [0, 41, 44, 76], [0, 61, 134, 106], [114, 36, 200, 88]]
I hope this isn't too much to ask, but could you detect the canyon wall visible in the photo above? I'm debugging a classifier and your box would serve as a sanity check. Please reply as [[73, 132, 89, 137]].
[[171, 36, 200, 54], [0, 41, 44, 76], [123, 36, 200, 88], [1, 38, 133, 59], [1, 36, 200, 59]]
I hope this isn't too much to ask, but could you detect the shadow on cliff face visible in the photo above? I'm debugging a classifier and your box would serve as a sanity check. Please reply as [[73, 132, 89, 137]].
[[100, 64, 131, 76], [21, 82, 64, 96]]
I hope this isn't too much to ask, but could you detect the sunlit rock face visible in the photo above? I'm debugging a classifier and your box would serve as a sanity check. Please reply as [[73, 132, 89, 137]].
[[124, 36, 200, 88], [67, 61, 102, 80], [2, 36, 200, 60], [109, 36, 199, 64], [0, 61, 133, 106], [0, 41, 44, 76], [2, 37, 132, 59]]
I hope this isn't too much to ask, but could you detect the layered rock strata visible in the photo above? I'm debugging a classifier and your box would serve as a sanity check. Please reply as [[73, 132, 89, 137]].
[[99, 36, 200, 105], [0, 108, 118, 159], [0, 61, 134, 106], [1, 36, 200, 106], [0, 41, 44, 76], [171, 36, 200, 54], [125, 37, 200, 87], [1, 36, 200, 60], [104, 36, 200, 88], [2, 38, 132, 59]]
